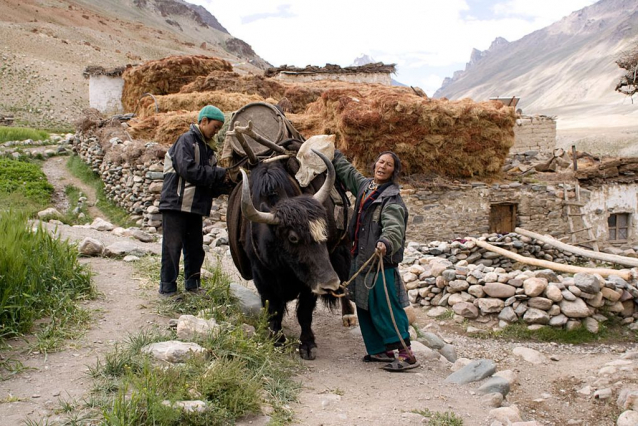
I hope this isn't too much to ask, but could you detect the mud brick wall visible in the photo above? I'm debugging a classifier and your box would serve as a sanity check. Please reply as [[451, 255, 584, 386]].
[[512, 115, 556, 154]]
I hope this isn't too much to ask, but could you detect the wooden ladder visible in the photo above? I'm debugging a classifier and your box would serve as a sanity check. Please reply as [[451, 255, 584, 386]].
[[564, 182, 599, 251]]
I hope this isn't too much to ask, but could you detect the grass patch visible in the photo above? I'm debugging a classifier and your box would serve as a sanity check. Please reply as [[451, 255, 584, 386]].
[[412, 408, 464, 425], [0, 212, 95, 350], [87, 259, 302, 425], [66, 155, 136, 227], [471, 318, 636, 344], [0, 158, 53, 215], [44, 126, 74, 135], [0, 126, 49, 143], [435, 309, 454, 320]]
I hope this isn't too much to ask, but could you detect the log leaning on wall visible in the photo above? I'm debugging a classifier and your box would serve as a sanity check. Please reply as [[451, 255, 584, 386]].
[[471, 238, 633, 281], [515, 227, 638, 268]]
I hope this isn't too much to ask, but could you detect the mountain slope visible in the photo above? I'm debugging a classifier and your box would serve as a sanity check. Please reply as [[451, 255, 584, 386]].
[[434, 0, 638, 153], [0, 0, 269, 128]]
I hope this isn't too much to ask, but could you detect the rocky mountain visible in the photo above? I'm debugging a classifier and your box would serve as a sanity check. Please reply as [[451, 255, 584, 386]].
[[434, 0, 638, 154], [0, 0, 269, 128], [352, 54, 406, 86]]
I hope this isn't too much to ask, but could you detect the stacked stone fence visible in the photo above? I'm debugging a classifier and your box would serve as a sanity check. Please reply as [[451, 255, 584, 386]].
[[72, 133, 638, 330], [400, 233, 638, 331], [72, 134, 228, 230]]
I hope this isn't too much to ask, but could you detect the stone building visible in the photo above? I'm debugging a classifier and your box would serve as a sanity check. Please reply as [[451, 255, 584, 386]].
[[83, 66, 126, 114], [402, 179, 638, 251], [512, 115, 557, 154]]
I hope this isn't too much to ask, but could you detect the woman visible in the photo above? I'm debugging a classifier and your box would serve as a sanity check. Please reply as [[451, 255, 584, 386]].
[[333, 150, 418, 372]]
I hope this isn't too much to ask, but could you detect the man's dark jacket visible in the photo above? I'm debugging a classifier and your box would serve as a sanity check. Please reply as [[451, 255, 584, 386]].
[[159, 124, 226, 216]]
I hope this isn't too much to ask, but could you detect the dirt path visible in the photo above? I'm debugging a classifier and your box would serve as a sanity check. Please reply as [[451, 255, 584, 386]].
[[0, 156, 635, 425], [41, 156, 104, 219], [0, 254, 167, 424]]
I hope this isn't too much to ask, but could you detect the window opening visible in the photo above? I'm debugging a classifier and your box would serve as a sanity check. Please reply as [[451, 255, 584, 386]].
[[608, 213, 630, 241]]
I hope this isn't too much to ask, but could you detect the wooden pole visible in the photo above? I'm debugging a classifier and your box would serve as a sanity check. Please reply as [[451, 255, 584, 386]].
[[471, 238, 632, 280], [515, 227, 638, 268], [572, 145, 577, 171]]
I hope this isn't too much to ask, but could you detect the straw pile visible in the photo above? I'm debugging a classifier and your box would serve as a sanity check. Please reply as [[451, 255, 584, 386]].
[[136, 90, 274, 118], [127, 111, 198, 146], [289, 87, 516, 178], [180, 71, 287, 99], [115, 54, 516, 178], [121, 55, 232, 112]]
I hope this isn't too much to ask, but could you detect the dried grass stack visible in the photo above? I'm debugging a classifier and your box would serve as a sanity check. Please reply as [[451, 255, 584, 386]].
[[136, 91, 273, 119], [127, 111, 198, 146], [180, 71, 287, 99], [293, 88, 516, 178], [121, 55, 232, 112]]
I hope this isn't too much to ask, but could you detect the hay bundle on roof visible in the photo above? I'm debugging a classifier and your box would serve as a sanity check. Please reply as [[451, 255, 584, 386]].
[[127, 111, 198, 145], [291, 87, 515, 178], [136, 91, 273, 118], [121, 55, 232, 112], [180, 71, 287, 99]]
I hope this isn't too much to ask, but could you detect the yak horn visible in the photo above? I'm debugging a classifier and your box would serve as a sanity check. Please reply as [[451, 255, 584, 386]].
[[227, 123, 258, 165], [233, 120, 286, 154], [240, 169, 278, 225], [311, 149, 335, 204]]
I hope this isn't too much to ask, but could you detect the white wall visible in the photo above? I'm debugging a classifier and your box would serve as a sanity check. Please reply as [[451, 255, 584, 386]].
[[89, 75, 124, 113], [583, 183, 638, 244]]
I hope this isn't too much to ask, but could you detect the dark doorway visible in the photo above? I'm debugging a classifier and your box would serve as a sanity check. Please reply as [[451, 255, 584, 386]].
[[489, 204, 517, 234]]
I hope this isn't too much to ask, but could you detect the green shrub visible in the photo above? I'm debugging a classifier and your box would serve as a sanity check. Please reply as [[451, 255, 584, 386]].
[[0, 126, 49, 143], [0, 212, 94, 341]]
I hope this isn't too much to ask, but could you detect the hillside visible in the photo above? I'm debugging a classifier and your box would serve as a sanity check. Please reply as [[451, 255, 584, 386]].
[[0, 0, 269, 129], [434, 0, 638, 155]]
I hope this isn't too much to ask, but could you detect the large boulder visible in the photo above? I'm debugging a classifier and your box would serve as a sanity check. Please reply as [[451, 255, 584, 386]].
[[560, 298, 591, 318], [523, 277, 548, 297]]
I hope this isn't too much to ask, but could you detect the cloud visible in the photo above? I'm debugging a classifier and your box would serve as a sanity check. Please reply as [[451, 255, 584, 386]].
[[241, 4, 295, 24], [195, 0, 599, 88]]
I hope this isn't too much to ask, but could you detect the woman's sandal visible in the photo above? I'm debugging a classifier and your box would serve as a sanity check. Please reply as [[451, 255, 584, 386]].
[[362, 353, 395, 363], [382, 358, 420, 372]]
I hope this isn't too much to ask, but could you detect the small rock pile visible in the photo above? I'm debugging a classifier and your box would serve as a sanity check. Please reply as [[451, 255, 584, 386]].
[[400, 234, 638, 331], [1, 133, 73, 159]]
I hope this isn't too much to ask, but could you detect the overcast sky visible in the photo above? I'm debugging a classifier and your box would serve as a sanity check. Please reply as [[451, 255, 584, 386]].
[[191, 0, 598, 96]]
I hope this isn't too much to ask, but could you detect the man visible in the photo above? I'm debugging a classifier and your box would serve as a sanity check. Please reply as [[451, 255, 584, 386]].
[[158, 105, 229, 297]]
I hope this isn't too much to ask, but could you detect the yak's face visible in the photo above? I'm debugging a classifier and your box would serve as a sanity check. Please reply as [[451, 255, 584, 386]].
[[240, 151, 340, 295], [271, 197, 340, 295]]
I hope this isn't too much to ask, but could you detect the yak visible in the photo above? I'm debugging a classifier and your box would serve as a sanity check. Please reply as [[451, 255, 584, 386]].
[[227, 150, 355, 360]]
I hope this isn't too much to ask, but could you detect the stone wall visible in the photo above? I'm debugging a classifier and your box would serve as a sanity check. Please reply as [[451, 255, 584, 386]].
[[512, 115, 556, 154], [72, 135, 227, 230], [272, 72, 391, 85], [72, 133, 637, 250], [400, 234, 638, 330], [401, 182, 570, 242]]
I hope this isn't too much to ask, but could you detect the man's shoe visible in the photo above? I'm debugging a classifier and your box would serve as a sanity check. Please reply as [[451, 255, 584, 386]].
[[159, 291, 183, 301], [186, 287, 205, 294]]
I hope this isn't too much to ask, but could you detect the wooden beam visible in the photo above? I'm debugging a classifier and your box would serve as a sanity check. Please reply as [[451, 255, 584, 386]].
[[515, 227, 638, 268], [471, 238, 632, 280]]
